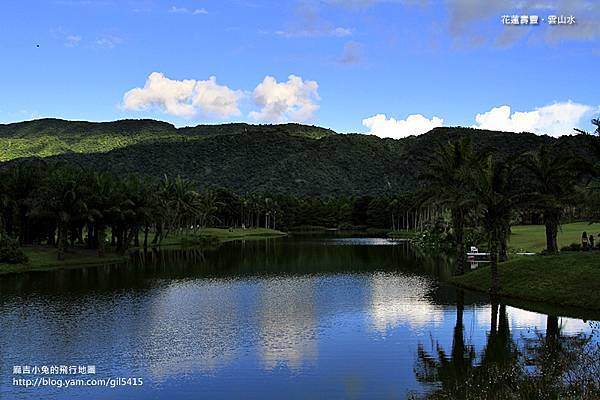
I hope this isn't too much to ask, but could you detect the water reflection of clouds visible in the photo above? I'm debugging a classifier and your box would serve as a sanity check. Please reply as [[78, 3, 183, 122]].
[[369, 272, 444, 332], [474, 305, 593, 335], [258, 277, 318, 371], [141, 280, 247, 380], [323, 238, 399, 246]]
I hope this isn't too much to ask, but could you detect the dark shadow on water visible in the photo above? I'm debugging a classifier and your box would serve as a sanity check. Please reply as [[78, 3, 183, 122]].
[[412, 290, 600, 399]]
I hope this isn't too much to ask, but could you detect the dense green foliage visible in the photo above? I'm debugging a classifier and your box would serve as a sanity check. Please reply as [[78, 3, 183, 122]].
[[0, 235, 28, 264], [1, 119, 597, 196], [0, 118, 334, 162], [0, 161, 230, 261], [0, 159, 436, 264]]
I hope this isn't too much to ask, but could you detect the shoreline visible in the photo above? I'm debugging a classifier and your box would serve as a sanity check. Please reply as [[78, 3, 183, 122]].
[[449, 251, 600, 313], [0, 228, 287, 276]]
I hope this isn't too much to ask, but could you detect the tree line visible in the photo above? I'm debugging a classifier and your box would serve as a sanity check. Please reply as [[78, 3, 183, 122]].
[[0, 159, 447, 262], [0, 161, 222, 261]]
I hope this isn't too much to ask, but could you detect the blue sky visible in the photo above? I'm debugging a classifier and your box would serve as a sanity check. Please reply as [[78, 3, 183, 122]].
[[0, 0, 599, 137]]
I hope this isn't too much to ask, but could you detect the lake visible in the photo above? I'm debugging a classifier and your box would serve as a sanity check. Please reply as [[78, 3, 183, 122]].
[[1, 237, 598, 399]]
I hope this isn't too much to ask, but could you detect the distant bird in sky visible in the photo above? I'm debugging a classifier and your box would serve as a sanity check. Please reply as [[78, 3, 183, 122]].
[[36, 44, 39, 48]]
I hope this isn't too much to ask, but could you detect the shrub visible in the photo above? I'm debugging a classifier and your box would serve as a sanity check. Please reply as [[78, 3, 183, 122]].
[[0, 235, 28, 264], [560, 242, 581, 252]]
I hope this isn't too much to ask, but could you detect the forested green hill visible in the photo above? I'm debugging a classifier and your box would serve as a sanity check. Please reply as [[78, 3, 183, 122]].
[[0, 118, 334, 161], [0, 119, 595, 196]]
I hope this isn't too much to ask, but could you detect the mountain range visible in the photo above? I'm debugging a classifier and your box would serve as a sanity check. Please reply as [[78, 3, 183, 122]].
[[0, 118, 595, 196]]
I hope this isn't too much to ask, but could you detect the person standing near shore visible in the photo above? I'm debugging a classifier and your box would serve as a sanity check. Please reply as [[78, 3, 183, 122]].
[[590, 234, 595, 250], [582, 232, 589, 251]]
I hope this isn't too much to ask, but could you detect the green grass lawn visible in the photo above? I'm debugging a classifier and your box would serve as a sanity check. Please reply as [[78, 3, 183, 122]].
[[509, 221, 600, 253], [195, 227, 286, 240], [450, 251, 600, 311], [387, 230, 419, 239], [1, 228, 287, 275], [155, 227, 286, 246], [0, 246, 127, 275]]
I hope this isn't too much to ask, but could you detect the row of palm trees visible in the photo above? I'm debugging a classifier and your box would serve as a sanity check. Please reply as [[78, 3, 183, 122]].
[[423, 138, 590, 293], [0, 161, 220, 260]]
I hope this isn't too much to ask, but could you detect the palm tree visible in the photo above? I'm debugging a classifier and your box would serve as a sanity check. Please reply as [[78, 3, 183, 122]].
[[520, 144, 583, 253], [195, 191, 221, 229], [421, 138, 488, 275], [44, 166, 87, 260], [3, 160, 47, 245], [121, 175, 155, 248], [86, 172, 116, 257], [153, 175, 200, 242], [473, 156, 525, 294]]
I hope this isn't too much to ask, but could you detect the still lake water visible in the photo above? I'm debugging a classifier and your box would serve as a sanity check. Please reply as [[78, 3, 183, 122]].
[[0, 237, 598, 399]]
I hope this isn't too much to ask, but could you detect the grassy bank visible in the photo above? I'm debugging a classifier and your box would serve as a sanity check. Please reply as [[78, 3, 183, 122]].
[[195, 227, 286, 241], [450, 251, 600, 311], [0, 247, 127, 275], [152, 227, 286, 247], [509, 221, 600, 253], [0, 228, 287, 275], [387, 230, 418, 239]]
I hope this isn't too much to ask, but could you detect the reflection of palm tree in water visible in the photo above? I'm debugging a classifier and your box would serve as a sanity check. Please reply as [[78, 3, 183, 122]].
[[414, 289, 476, 397], [414, 299, 600, 399], [521, 315, 600, 397], [475, 299, 521, 397], [415, 295, 520, 398]]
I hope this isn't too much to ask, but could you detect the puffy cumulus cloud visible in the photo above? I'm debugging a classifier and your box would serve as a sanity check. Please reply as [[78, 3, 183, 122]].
[[122, 72, 241, 118], [473, 101, 596, 137], [362, 113, 443, 138], [193, 77, 243, 117], [249, 75, 320, 123]]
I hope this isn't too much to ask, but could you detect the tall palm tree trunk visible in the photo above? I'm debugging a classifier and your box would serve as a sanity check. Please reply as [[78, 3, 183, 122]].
[[143, 226, 149, 249], [499, 235, 508, 262], [97, 226, 106, 257], [57, 223, 66, 261], [489, 239, 499, 295], [452, 209, 466, 275], [544, 210, 559, 253]]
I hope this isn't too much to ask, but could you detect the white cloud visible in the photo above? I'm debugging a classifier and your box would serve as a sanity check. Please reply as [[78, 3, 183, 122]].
[[331, 27, 352, 37], [193, 77, 242, 117], [65, 35, 81, 47], [168, 6, 207, 15], [95, 34, 123, 48], [274, 26, 352, 38], [249, 75, 320, 123], [362, 113, 443, 138], [122, 72, 242, 118], [168, 6, 187, 13], [473, 101, 596, 137]]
